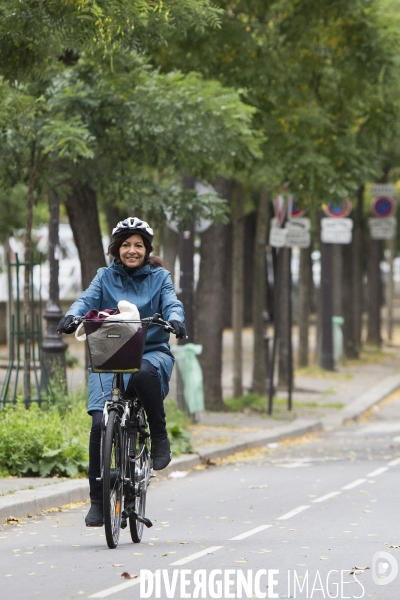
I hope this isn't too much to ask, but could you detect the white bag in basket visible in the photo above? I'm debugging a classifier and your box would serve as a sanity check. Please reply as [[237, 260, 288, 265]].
[[75, 300, 141, 341]]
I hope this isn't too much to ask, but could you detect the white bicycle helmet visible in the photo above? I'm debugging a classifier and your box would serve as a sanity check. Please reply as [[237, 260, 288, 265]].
[[111, 217, 154, 244]]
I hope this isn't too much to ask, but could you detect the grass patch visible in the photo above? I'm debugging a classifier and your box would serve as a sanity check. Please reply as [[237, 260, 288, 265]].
[[224, 393, 267, 412], [343, 345, 391, 367], [295, 364, 353, 380], [224, 393, 344, 413]]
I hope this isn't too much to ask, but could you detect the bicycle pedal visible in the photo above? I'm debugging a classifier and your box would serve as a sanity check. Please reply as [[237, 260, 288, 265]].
[[120, 518, 128, 529], [137, 516, 153, 528]]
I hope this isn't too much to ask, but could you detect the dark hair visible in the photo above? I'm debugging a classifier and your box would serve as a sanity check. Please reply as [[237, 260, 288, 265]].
[[108, 231, 164, 268]]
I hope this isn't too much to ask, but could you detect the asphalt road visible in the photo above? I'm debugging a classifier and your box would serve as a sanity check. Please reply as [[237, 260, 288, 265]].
[[2, 397, 400, 600]]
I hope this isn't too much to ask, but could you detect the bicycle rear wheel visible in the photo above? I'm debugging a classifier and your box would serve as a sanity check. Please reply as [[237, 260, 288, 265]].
[[129, 423, 151, 543], [103, 411, 124, 549]]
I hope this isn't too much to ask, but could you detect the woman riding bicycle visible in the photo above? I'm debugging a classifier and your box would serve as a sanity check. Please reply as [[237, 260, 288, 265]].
[[57, 217, 186, 527]]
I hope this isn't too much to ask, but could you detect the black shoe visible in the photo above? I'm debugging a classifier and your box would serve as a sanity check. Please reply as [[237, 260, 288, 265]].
[[151, 437, 172, 471], [85, 503, 104, 527]]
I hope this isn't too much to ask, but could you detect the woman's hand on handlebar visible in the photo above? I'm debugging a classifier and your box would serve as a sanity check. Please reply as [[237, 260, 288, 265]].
[[149, 314, 187, 339], [169, 320, 187, 339], [57, 315, 81, 334]]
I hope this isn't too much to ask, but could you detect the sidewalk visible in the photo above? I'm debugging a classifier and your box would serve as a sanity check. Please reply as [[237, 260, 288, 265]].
[[1, 333, 400, 522]]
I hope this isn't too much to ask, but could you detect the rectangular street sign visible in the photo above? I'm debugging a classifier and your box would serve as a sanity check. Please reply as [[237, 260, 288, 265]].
[[321, 217, 353, 244], [285, 219, 311, 248], [269, 227, 288, 248], [368, 217, 396, 240], [371, 183, 396, 198]]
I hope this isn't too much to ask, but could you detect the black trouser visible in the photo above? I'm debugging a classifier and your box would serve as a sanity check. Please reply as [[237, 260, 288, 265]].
[[88, 359, 167, 504]]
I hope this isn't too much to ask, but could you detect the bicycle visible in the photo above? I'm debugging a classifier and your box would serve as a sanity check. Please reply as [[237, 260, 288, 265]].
[[70, 313, 177, 549]]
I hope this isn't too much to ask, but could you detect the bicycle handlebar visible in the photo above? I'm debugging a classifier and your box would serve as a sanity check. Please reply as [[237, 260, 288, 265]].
[[64, 313, 188, 339]]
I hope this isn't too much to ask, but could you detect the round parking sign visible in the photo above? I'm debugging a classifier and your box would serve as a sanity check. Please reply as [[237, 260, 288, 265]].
[[322, 197, 352, 218], [291, 195, 305, 218], [372, 195, 395, 218]]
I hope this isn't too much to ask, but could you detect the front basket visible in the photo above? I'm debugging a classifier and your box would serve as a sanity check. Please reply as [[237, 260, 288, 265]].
[[83, 320, 149, 373]]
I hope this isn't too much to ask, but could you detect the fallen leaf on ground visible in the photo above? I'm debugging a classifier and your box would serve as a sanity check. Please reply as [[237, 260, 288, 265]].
[[169, 471, 188, 479], [249, 485, 268, 489], [121, 572, 137, 580]]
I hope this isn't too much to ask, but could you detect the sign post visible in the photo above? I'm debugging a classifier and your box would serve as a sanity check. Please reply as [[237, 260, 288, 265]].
[[370, 183, 397, 341], [319, 201, 353, 371]]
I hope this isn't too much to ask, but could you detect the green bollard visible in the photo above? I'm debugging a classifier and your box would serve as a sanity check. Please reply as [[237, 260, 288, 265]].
[[332, 316, 344, 363]]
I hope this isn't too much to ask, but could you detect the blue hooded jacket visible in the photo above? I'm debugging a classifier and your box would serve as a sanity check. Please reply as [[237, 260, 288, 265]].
[[67, 261, 185, 413]]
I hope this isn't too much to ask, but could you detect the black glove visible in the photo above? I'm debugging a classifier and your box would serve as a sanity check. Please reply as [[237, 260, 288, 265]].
[[169, 320, 187, 339], [57, 315, 77, 334]]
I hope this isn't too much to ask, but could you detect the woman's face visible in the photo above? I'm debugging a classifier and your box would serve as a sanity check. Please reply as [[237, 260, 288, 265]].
[[119, 234, 146, 268]]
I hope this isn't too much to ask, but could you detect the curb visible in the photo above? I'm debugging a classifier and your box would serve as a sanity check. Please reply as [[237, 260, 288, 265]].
[[2, 372, 400, 523], [0, 480, 89, 523], [195, 418, 322, 463], [321, 372, 400, 431]]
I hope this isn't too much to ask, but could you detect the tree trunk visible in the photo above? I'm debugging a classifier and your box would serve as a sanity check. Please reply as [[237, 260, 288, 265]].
[[244, 212, 256, 326], [386, 236, 395, 341], [223, 223, 233, 328], [104, 203, 126, 242], [231, 182, 245, 398], [162, 225, 179, 279], [65, 183, 106, 289], [252, 187, 269, 394], [278, 247, 294, 388], [298, 247, 311, 367], [342, 237, 357, 358], [319, 241, 334, 370], [195, 177, 234, 410], [366, 239, 382, 346], [353, 185, 364, 353]]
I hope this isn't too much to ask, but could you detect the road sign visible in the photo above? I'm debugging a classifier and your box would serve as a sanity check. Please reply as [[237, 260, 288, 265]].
[[290, 196, 305, 219], [371, 195, 395, 218], [322, 198, 352, 218], [321, 218, 353, 244], [269, 227, 288, 248], [273, 194, 287, 226], [285, 218, 311, 248], [371, 183, 396, 198], [369, 217, 396, 240]]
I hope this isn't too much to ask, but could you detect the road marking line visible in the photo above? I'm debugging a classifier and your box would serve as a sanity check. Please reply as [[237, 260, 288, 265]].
[[342, 478, 366, 490], [388, 458, 400, 467], [367, 467, 389, 477], [88, 576, 142, 598], [277, 505, 310, 520], [170, 546, 224, 566], [312, 491, 341, 503], [229, 525, 272, 541]]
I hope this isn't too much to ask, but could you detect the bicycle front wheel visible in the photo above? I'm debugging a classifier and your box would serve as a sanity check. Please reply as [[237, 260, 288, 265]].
[[130, 429, 151, 543], [103, 411, 124, 549]]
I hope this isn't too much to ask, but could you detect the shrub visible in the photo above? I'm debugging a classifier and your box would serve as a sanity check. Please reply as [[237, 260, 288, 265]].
[[0, 393, 89, 478]]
